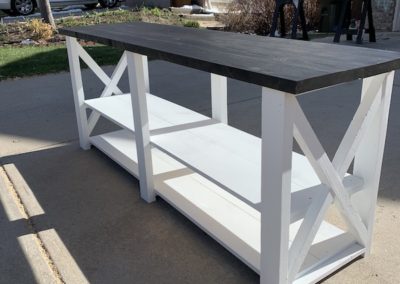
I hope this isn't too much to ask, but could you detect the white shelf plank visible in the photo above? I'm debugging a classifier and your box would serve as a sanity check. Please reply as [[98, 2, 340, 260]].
[[85, 94, 209, 133], [90, 129, 186, 178], [86, 94, 320, 204], [90, 130, 364, 283], [91, 130, 362, 223], [88, 94, 362, 206], [152, 122, 359, 205]]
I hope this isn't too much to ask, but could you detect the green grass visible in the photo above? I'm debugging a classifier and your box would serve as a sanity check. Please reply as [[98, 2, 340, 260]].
[[0, 8, 195, 79], [57, 9, 142, 27], [183, 20, 200, 28], [56, 8, 180, 28], [0, 44, 123, 80]]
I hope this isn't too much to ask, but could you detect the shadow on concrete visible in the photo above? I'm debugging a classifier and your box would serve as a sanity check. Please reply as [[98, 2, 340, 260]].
[[1, 144, 259, 283]]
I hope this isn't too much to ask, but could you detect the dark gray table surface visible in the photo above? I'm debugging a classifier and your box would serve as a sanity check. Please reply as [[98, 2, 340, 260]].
[[60, 22, 400, 94]]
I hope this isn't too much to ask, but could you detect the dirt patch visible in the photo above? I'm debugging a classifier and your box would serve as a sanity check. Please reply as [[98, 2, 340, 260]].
[[0, 8, 193, 47]]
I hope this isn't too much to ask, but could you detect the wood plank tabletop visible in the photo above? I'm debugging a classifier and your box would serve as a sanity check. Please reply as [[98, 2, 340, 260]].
[[59, 22, 400, 94]]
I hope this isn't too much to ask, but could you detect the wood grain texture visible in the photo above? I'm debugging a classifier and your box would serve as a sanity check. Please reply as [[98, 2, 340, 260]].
[[60, 22, 400, 94]]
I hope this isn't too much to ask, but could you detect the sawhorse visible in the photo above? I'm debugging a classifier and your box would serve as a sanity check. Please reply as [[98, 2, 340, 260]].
[[333, 0, 376, 44], [270, 0, 309, 40]]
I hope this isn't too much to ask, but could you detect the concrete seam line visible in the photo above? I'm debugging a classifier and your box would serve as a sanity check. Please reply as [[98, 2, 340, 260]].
[[0, 165, 65, 284]]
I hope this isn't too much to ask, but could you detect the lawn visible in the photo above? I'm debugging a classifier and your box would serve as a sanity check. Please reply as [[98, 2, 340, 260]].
[[0, 44, 123, 80], [0, 8, 200, 80], [0, 8, 197, 45]]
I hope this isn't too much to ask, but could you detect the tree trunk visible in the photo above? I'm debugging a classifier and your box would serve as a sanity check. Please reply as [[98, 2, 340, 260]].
[[38, 0, 56, 29]]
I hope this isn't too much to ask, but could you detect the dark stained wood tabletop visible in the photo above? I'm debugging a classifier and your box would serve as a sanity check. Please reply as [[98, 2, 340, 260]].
[[60, 22, 400, 94]]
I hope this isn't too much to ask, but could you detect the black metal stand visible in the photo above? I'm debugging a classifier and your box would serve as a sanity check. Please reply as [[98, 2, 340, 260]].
[[333, 0, 376, 44], [270, 0, 309, 40]]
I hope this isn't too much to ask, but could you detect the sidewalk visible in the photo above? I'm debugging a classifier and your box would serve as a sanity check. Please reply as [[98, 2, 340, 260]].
[[0, 34, 400, 283]]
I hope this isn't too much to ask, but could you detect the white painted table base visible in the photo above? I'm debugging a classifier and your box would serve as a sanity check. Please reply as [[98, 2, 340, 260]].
[[66, 36, 395, 284]]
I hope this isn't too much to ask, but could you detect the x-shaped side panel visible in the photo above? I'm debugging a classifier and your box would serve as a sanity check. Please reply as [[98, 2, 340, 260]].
[[287, 74, 388, 281], [86, 52, 128, 133]]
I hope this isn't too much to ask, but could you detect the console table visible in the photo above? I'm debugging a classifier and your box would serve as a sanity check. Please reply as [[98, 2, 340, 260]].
[[60, 22, 400, 284]]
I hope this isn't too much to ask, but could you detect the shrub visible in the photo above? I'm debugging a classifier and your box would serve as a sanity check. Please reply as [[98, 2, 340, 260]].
[[222, 0, 320, 36], [141, 7, 162, 17], [304, 0, 320, 29], [183, 20, 200, 28], [0, 25, 8, 44], [222, 0, 275, 35], [27, 19, 54, 40]]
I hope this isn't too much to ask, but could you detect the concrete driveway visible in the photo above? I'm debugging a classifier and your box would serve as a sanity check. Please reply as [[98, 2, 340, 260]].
[[0, 35, 400, 283]]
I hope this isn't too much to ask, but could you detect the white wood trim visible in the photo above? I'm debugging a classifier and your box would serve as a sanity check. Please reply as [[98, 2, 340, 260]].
[[332, 74, 386, 178], [87, 52, 127, 134], [127, 52, 156, 203], [75, 43, 124, 94], [353, 71, 395, 255], [292, 97, 368, 246], [293, 244, 365, 283], [66, 37, 90, 150], [260, 87, 294, 284], [211, 73, 228, 124], [288, 189, 332, 282]]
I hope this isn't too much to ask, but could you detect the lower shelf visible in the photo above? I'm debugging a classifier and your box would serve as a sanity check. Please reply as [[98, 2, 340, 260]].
[[90, 129, 365, 283]]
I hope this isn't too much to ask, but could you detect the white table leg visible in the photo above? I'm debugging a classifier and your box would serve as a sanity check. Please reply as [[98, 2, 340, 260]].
[[211, 73, 228, 123], [260, 87, 294, 284], [66, 36, 91, 150], [353, 71, 395, 255], [126, 52, 155, 203]]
